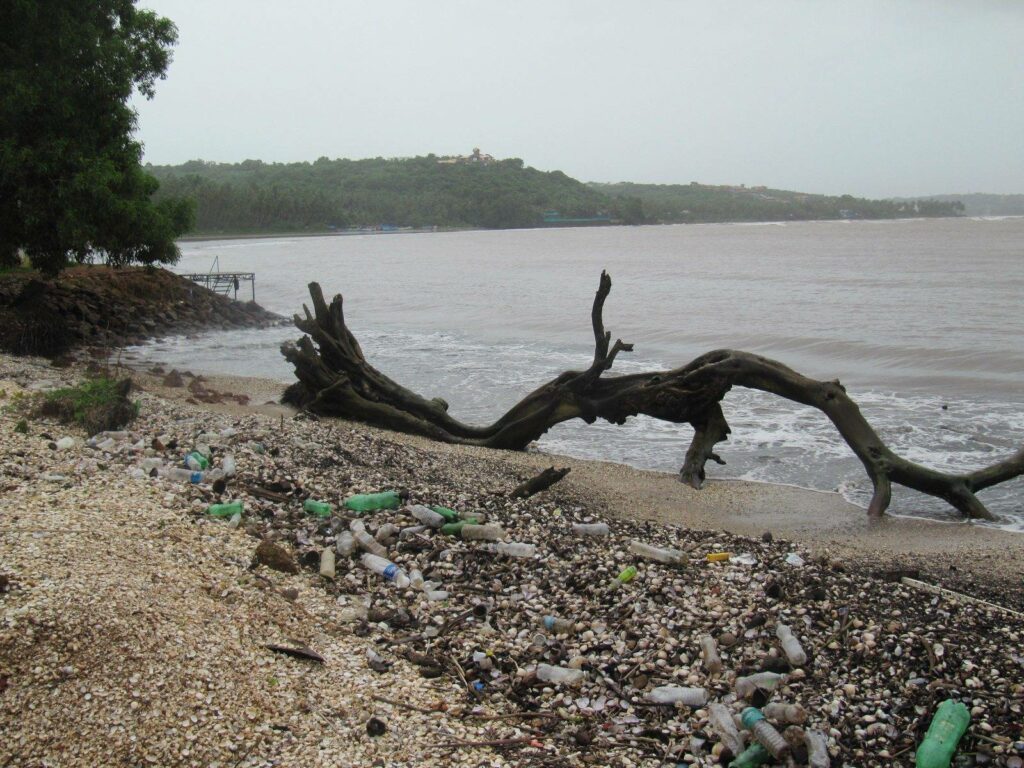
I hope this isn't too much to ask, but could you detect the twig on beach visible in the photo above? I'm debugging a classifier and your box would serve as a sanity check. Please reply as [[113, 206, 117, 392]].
[[371, 694, 439, 715], [435, 736, 538, 749]]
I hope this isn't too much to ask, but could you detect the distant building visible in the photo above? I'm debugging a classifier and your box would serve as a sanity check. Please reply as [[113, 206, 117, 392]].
[[438, 147, 496, 166]]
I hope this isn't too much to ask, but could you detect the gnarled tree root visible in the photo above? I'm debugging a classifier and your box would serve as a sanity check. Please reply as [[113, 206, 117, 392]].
[[281, 273, 1022, 522]]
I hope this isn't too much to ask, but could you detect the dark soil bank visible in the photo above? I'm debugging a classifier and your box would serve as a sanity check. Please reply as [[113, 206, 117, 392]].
[[0, 266, 281, 356]]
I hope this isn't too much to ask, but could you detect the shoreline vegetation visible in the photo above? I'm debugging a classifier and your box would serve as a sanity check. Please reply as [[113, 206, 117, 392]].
[[1, 353, 1022, 767], [147, 154, 966, 237]]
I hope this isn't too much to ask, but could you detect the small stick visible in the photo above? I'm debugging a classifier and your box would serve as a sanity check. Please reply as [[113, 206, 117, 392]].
[[449, 654, 476, 698], [436, 737, 537, 749], [466, 712, 560, 721], [371, 694, 438, 715], [900, 577, 1024, 619]]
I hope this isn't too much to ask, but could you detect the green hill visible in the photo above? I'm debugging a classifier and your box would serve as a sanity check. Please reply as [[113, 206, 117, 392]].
[[147, 154, 964, 235], [589, 182, 963, 224]]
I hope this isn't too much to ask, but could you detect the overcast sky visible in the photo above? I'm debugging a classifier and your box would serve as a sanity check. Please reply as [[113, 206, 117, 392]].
[[133, 0, 1024, 198]]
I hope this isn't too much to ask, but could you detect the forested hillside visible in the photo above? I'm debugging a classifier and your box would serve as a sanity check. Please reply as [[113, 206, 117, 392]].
[[148, 155, 642, 234], [905, 194, 1024, 217], [147, 155, 965, 235], [590, 182, 964, 223]]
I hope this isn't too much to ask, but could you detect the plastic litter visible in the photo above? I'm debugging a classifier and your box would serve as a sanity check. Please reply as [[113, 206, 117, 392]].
[[628, 540, 685, 564], [610, 565, 637, 589], [440, 519, 480, 536], [915, 699, 970, 768], [645, 685, 707, 707], [489, 542, 536, 558], [736, 671, 786, 699], [184, 451, 209, 471], [536, 663, 586, 686], [708, 702, 746, 757], [762, 702, 807, 724], [542, 615, 574, 634], [335, 530, 356, 556], [430, 505, 460, 523], [228, 511, 242, 529], [221, 454, 236, 477], [304, 499, 332, 517], [571, 522, 610, 536], [320, 548, 336, 579], [741, 707, 789, 760], [706, 551, 731, 562], [730, 742, 771, 768], [56, 437, 75, 450], [360, 553, 410, 588], [804, 729, 831, 768], [344, 491, 401, 512], [699, 634, 723, 674], [732, 553, 757, 566], [459, 523, 504, 541], [408, 504, 446, 528], [776, 623, 808, 666], [207, 500, 243, 518], [784, 552, 805, 567]]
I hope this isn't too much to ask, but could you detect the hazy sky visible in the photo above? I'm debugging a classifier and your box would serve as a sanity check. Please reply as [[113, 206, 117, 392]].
[[134, 1, 1024, 198]]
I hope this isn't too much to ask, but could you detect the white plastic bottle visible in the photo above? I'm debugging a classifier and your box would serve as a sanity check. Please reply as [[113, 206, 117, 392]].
[[700, 634, 723, 674], [536, 663, 586, 686], [460, 524, 504, 541], [320, 549, 336, 579], [360, 553, 410, 588], [335, 531, 356, 556], [775, 623, 807, 666], [628, 540, 685, 564], [763, 702, 807, 724], [157, 467, 205, 484], [804, 729, 831, 768], [645, 685, 707, 707], [571, 522, 610, 536], [491, 542, 536, 558], [408, 504, 445, 528], [221, 454, 236, 477], [708, 703, 745, 756], [735, 671, 786, 698]]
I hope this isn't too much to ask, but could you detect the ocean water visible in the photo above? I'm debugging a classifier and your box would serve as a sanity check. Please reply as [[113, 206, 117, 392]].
[[128, 218, 1024, 529]]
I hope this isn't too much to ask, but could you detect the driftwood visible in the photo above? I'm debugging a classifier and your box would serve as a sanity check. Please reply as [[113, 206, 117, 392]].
[[281, 272, 1023, 522], [510, 467, 571, 499]]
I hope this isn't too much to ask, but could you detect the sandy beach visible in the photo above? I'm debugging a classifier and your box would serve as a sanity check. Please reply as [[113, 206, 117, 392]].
[[2, 354, 1022, 767]]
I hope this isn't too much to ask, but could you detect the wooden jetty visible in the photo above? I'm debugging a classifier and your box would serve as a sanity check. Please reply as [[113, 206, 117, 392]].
[[182, 257, 255, 301]]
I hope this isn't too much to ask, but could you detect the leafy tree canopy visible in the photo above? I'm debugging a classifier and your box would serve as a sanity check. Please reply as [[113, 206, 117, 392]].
[[0, 0, 193, 274]]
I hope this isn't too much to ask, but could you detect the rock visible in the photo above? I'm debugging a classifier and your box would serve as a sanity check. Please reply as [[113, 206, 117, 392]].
[[254, 540, 298, 574], [162, 370, 185, 388]]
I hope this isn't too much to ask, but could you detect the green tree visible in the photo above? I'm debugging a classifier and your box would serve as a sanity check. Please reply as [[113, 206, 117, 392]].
[[0, 0, 193, 274]]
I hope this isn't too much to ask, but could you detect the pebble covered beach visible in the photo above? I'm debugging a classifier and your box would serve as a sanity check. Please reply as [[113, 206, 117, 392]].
[[1, 353, 1022, 767]]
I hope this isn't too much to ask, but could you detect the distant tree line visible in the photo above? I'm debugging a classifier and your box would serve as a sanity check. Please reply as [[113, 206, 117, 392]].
[[590, 182, 965, 224], [148, 156, 645, 234]]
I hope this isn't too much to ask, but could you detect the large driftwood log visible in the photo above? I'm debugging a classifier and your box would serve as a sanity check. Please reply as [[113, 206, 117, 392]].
[[281, 273, 1023, 522]]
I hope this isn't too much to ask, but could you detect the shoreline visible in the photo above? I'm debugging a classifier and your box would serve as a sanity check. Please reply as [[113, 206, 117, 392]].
[[129, 364, 1024, 603]]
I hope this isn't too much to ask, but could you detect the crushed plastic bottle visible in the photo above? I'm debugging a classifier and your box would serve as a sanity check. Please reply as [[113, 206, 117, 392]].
[[409, 569, 424, 589], [732, 553, 758, 566], [399, 525, 427, 540], [741, 707, 789, 760], [220, 454, 236, 477], [335, 531, 356, 556], [424, 590, 449, 601], [542, 615, 574, 634], [708, 702, 745, 756], [699, 634, 723, 674], [440, 520, 480, 536], [344, 491, 401, 512], [763, 702, 807, 724], [736, 672, 786, 699], [408, 504, 446, 528], [360, 553, 410, 588], [804, 729, 831, 768], [184, 452, 209, 471], [353, 529, 387, 558], [571, 522, 610, 536], [207, 500, 243, 518], [628, 540, 685, 564], [536, 663, 586, 686], [304, 499, 332, 518], [646, 685, 707, 707], [915, 699, 970, 768], [460, 524, 504, 541], [775, 623, 808, 666], [489, 542, 536, 558]]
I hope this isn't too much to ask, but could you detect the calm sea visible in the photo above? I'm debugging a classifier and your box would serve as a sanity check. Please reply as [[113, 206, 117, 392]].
[[128, 218, 1024, 529]]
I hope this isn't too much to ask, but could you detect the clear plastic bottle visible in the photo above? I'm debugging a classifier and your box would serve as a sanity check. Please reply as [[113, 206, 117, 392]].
[[700, 634, 723, 674], [185, 452, 209, 471], [763, 703, 807, 725], [628, 540, 685, 564], [735, 672, 786, 699], [320, 548, 336, 579], [803, 729, 830, 768], [158, 466, 205, 484], [140, 457, 163, 472], [424, 589, 449, 601], [375, 523, 400, 543], [536, 663, 586, 686], [335, 531, 356, 556], [409, 568, 424, 589], [740, 707, 789, 760], [360, 553, 410, 588], [228, 511, 242, 529], [541, 615, 574, 634], [221, 454, 236, 477], [775, 623, 807, 666], [490, 542, 536, 558], [408, 504, 445, 528], [708, 703, 746, 757], [460, 524, 504, 541], [571, 522, 610, 536], [399, 525, 428, 540], [646, 685, 707, 707], [353, 529, 388, 558]]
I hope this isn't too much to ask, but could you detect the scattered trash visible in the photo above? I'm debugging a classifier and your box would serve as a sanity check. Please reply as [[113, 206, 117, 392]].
[[915, 699, 970, 768], [610, 565, 637, 588], [775, 623, 807, 666], [344, 491, 401, 512], [319, 548, 335, 579], [762, 702, 807, 724], [645, 685, 707, 707], [207, 500, 243, 518], [741, 707, 789, 760], [731, 553, 757, 566], [303, 499, 332, 517], [708, 702, 745, 757], [571, 522, 609, 536], [536, 663, 585, 686], [699, 634, 723, 674], [730, 742, 771, 768], [265, 643, 325, 664], [804, 729, 831, 768], [360, 553, 410, 588], [706, 551, 731, 562], [628, 540, 685, 564], [784, 553, 805, 567]]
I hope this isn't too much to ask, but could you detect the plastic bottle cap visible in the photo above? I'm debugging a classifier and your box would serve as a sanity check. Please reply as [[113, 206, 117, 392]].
[[382, 564, 398, 581]]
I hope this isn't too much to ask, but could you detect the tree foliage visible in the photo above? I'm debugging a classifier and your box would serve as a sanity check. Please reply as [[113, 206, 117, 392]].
[[0, 0, 193, 274]]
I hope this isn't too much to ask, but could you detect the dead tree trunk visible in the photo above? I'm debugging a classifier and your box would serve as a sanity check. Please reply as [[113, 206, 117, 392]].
[[281, 273, 1023, 522]]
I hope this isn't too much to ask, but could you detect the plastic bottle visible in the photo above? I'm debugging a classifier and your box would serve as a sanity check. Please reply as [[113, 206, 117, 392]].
[[542, 615, 574, 634], [628, 540, 685, 564], [460, 524, 504, 541], [184, 452, 209, 471], [536, 663, 586, 686], [459, 509, 483, 522], [571, 522, 610, 536], [736, 671, 786, 699], [158, 467, 205, 483], [646, 685, 707, 707], [430, 505, 460, 523], [440, 519, 480, 536], [763, 703, 807, 725], [804, 729, 831, 768], [409, 569, 424, 589], [359, 553, 410, 588], [399, 525, 427, 540], [610, 565, 637, 589], [730, 742, 771, 768], [320, 548, 336, 579], [915, 699, 970, 768], [207, 501, 243, 518], [741, 707, 789, 760], [140, 457, 163, 472], [408, 504, 445, 528], [353, 529, 388, 558], [335, 531, 356, 556], [228, 511, 242, 529], [375, 523, 400, 544], [706, 551, 732, 562], [56, 437, 75, 450], [699, 634, 723, 674], [304, 499, 333, 518], [776, 623, 807, 666], [708, 703, 745, 757], [344, 491, 401, 512], [424, 589, 449, 601], [221, 455, 236, 477], [490, 542, 536, 558]]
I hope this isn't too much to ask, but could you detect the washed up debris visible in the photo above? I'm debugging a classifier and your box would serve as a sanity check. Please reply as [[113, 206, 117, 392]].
[[916, 699, 971, 768], [510, 465, 570, 498], [254, 540, 298, 574], [344, 490, 402, 512], [265, 643, 325, 664]]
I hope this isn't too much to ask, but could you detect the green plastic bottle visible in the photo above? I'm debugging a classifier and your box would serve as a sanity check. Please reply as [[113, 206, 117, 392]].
[[207, 500, 243, 518], [430, 505, 459, 523], [915, 699, 970, 768], [440, 519, 480, 536], [343, 491, 401, 513], [730, 743, 771, 768], [616, 565, 637, 584], [303, 499, 332, 517], [185, 451, 209, 470]]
